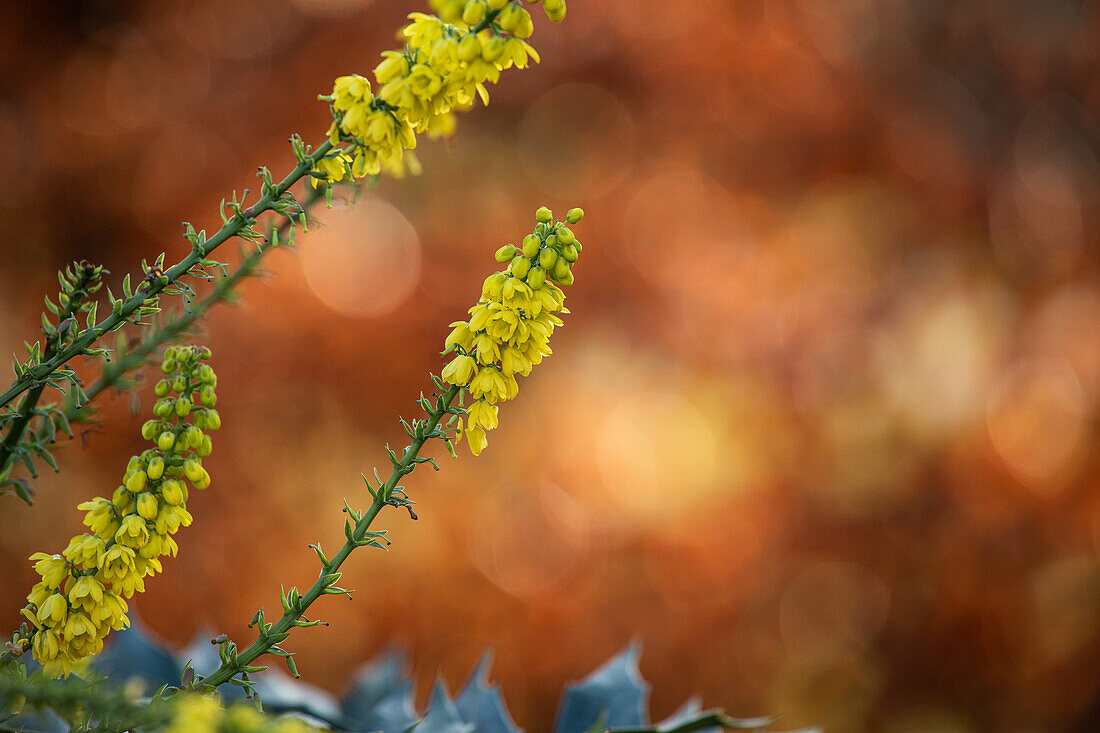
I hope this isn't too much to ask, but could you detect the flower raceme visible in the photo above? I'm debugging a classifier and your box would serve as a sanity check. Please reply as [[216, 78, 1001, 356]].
[[20, 346, 220, 678], [443, 205, 583, 455], [311, 0, 565, 184]]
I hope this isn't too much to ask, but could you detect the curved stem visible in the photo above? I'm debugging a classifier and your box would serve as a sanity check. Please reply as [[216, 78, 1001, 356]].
[[198, 384, 461, 689], [0, 267, 98, 489], [68, 186, 328, 422], [0, 140, 334, 412]]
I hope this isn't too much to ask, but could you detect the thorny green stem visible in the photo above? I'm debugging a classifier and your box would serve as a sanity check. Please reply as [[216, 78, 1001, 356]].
[[0, 267, 98, 484], [198, 384, 462, 689], [0, 140, 334, 412], [67, 187, 328, 423]]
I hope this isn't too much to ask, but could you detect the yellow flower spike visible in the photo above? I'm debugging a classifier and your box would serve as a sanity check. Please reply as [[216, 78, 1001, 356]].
[[441, 206, 583, 454], [21, 344, 220, 677]]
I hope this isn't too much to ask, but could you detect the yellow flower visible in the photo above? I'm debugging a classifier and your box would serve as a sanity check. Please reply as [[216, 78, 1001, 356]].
[[67, 576, 105, 615], [115, 515, 150, 549], [442, 354, 478, 386], [30, 553, 69, 589], [36, 593, 68, 627]]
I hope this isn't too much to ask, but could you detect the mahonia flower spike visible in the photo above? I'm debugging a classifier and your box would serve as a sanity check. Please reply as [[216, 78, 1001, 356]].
[[21, 345, 220, 678], [311, 0, 565, 185], [443, 205, 583, 455]]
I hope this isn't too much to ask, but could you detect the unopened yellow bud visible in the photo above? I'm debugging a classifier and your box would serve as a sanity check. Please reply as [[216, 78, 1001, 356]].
[[544, 0, 566, 22], [160, 358, 176, 374], [183, 460, 204, 484], [510, 257, 531, 279], [197, 435, 213, 457], [562, 244, 579, 262], [205, 410, 221, 431], [462, 0, 486, 25], [199, 385, 217, 408], [566, 207, 584, 224], [522, 234, 541, 258], [153, 399, 174, 419], [154, 380, 170, 398], [552, 258, 571, 281], [161, 480, 184, 506], [535, 206, 553, 223], [556, 226, 575, 245], [136, 493, 159, 520], [157, 432, 175, 451], [495, 244, 517, 263], [125, 470, 147, 494], [172, 377, 186, 393], [174, 398, 191, 418], [539, 247, 558, 270], [526, 266, 546, 289], [141, 420, 159, 440], [458, 34, 482, 62], [482, 36, 505, 63], [488, 0, 508, 9], [147, 457, 165, 480]]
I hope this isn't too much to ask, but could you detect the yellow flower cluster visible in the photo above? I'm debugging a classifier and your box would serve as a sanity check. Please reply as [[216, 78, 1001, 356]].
[[21, 346, 220, 678], [167, 695, 316, 733], [442, 205, 583, 455], [312, 0, 565, 184]]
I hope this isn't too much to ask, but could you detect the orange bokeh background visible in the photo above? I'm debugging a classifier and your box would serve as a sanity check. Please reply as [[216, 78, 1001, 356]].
[[3, 1, 1100, 730]]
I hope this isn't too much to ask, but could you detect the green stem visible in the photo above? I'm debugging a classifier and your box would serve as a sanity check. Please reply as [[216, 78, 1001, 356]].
[[0, 268, 98, 488], [198, 384, 461, 689], [0, 140, 334, 412], [68, 187, 328, 423]]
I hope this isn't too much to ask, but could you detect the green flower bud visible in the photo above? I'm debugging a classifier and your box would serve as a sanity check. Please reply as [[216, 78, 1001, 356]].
[[198, 346, 212, 360], [522, 234, 541, 258], [495, 244, 516, 263], [147, 457, 165, 480], [125, 470, 147, 494], [136, 492, 159, 520], [172, 377, 186, 393], [556, 226, 575, 245], [194, 412, 206, 430], [526, 266, 546, 289], [574, 239, 582, 252], [157, 432, 176, 451], [198, 365, 215, 384], [160, 358, 176, 374], [562, 244, 579, 262], [153, 399, 174, 419], [205, 410, 221, 431], [141, 420, 159, 440], [539, 247, 558, 270], [186, 426, 203, 449], [488, 0, 507, 9], [536, 206, 553, 223], [175, 398, 192, 418], [154, 380, 171, 398], [176, 348, 193, 364], [566, 207, 584, 223], [546, 234, 558, 248], [197, 435, 213, 457], [557, 268, 575, 286], [510, 257, 531, 280]]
